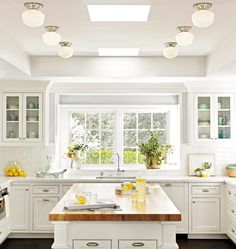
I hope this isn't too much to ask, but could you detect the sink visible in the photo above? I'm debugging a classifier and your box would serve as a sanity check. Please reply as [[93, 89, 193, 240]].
[[96, 176, 136, 180]]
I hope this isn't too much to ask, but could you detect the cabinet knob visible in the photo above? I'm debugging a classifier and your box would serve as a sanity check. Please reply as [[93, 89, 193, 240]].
[[26, 188, 28, 191], [192, 201, 195, 203], [132, 243, 145, 247], [232, 229, 235, 233], [86, 242, 99, 247], [228, 191, 232, 195], [231, 209, 235, 214]]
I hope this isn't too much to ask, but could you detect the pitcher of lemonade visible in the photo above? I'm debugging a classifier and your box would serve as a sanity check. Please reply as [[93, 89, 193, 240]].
[[136, 176, 146, 203]]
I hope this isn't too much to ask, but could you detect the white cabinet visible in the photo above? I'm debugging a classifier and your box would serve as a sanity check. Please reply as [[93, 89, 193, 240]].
[[74, 240, 111, 249], [10, 185, 30, 231], [3, 92, 43, 143], [189, 183, 222, 234], [226, 184, 236, 245], [118, 240, 157, 249], [160, 183, 188, 233], [33, 197, 59, 231], [194, 93, 234, 142], [191, 197, 220, 233]]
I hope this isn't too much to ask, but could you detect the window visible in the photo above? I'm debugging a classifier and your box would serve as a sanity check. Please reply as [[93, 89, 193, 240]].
[[70, 112, 115, 164], [123, 112, 168, 165], [58, 105, 180, 169]]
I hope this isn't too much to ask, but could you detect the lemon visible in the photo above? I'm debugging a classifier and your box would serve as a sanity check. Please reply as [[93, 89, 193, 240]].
[[77, 195, 87, 205]]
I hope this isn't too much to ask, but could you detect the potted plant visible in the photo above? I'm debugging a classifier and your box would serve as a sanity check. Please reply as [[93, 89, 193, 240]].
[[66, 143, 88, 158], [202, 161, 212, 177], [138, 130, 173, 169]]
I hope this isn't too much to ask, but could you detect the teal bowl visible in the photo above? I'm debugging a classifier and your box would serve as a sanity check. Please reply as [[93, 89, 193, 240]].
[[226, 164, 236, 169]]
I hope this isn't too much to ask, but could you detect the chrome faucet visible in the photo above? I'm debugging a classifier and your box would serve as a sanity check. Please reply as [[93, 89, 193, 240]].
[[113, 152, 124, 175]]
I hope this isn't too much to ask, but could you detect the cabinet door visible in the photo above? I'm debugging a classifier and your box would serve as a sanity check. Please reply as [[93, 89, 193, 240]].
[[10, 185, 30, 231], [23, 93, 43, 142], [194, 94, 214, 141], [215, 94, 233, 141], [191, 197, 220, 233], [33, 197, 59, 231], [160, 183, 188, 233], [3, 93, 22, 142]]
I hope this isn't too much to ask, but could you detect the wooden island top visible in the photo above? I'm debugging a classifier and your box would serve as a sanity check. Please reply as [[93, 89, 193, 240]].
[[49, 183, 181, 222]]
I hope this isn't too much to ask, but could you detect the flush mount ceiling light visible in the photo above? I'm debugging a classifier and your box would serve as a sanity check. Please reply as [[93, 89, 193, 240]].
[[58, 42, 73, 59], [42, 26, 61, 46], [175, 26, 194, 47], [22, 2, 45, 28], [163, 42, 178, 59], [98, 48, 140, 56], [87, 5, 150, 22], [192, 2, 215, 28]]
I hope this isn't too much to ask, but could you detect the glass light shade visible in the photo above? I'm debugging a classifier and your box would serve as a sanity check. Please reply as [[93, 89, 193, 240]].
[[58, 45, 73, 59], [43, 31, 61, 46], [163, 43, 178, 59], [175, 31, 194, 47], [192, 9, 215, 28], [22, 9, 45, 28]]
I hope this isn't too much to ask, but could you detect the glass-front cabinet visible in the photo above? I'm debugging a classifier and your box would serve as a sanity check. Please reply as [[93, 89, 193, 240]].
[[194, 93, 233, 142], [3, 93, 43, 143]]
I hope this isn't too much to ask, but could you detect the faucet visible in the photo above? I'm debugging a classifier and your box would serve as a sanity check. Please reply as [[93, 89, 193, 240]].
[[113, 152, 124, 175]]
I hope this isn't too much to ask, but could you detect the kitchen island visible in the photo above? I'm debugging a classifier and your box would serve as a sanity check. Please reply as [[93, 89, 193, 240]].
[[49, 183, 181, 249]]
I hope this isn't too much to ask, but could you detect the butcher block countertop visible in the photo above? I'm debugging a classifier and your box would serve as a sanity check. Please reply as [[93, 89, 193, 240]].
[[49, 183, 181, 222]]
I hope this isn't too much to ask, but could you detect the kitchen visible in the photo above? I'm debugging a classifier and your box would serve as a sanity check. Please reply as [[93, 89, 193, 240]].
[[0, 1, 236, 249]]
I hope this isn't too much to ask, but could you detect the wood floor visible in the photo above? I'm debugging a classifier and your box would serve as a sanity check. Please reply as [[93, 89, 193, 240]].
[[0, 239, 235, 249]]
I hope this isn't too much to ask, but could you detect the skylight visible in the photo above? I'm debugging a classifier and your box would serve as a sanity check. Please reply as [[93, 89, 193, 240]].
[[87, 5, 150, 22], [98, 48, 140, 56]]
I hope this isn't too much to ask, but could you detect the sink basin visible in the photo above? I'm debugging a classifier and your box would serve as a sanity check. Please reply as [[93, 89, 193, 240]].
[[96, 176, 136, 180]]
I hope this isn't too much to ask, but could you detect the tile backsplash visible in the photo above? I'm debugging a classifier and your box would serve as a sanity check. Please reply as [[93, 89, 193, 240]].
[[0, 145, 54, 176], [0, 143, 233, 176]]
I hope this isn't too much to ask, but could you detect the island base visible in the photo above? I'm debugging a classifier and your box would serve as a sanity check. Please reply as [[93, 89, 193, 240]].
[[51, 221, 178, 249]]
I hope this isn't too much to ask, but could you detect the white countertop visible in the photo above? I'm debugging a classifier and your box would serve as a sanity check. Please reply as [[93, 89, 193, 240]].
[[0, 175, 234, 183]]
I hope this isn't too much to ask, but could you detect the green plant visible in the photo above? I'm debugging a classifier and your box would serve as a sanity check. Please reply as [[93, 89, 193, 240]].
[[137, 130, 173, 169], [202, 161, 212, 169], [67, 143, 88, 155]]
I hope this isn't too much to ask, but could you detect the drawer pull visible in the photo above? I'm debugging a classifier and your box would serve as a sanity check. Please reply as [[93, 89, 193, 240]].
[[164, 183, 172, 187], [231, 209, 235, 214], [43, 199, 50, 202], [232, 229, 235, 233], [86, 242, 99, 247], [202, 189, 209, 193], [43, 189, 50, 192], [228, 191, 232, 195], [132, 243, 145, 247]]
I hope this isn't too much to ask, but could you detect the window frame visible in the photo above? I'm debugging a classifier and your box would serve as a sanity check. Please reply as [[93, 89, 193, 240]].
[[57, 104, 180, 170]]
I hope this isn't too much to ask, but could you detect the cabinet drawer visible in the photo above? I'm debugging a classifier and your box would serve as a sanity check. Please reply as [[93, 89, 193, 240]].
[[74, 240, 111, 249], [62, 185, 72, 195], [227, 186, 236, 202], [33, 185, 59, 194], [227, 220, 236, 243], [227, 201, 236, 222], [191, 185, 220, 195], [119, 240, 157, 249]]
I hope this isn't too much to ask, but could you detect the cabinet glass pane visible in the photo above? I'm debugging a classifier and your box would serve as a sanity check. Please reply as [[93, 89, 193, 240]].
[[26, 96, 40, 139], [197, 96, 211, 139], [217, 96, 231, 139], [6, 96, 20, 139]]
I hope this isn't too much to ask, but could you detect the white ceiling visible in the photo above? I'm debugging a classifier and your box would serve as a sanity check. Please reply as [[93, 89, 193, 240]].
[[0, 0, 236, 56]]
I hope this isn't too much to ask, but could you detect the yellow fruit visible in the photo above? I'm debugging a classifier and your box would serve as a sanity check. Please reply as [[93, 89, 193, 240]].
[[8, 172, 13, 177], [122, 185, 129, 190], [22, 172, 27, 177], [77, 195, 87, 205]]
